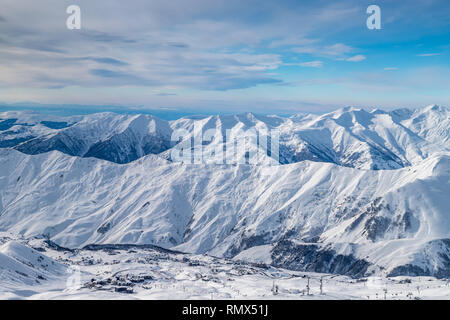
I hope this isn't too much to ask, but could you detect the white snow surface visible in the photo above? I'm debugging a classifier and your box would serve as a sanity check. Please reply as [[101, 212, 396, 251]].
[[0, 235, 448, 300]]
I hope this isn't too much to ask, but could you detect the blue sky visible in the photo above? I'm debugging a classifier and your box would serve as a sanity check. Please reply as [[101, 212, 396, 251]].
[[0, 0, 449, 115]]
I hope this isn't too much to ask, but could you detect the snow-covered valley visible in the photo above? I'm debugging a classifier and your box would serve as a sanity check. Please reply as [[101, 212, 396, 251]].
[[0, 233, 448, 300]]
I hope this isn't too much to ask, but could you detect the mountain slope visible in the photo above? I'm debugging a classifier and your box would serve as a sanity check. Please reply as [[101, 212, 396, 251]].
[[1, 112, 173, 164], [0, 148, 448, 277], [0, 240, 66, 287]]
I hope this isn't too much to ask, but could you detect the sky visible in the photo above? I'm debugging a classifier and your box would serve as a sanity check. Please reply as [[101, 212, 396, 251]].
[[0, 0, 449, 116]]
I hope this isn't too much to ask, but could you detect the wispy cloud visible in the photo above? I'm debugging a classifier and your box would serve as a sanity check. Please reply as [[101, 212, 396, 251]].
[[300, 61, 323, 68], [292, 43, 367, 63], [155, 92, 177, 96], [293, 43, 354, 57], [346, 55, 366, 62], [324, 43, 354, 56], [291, 61, 324, 68], [0, 0, 449, 110], [79, 57, 129, 66], [417, 53, 441, 57]]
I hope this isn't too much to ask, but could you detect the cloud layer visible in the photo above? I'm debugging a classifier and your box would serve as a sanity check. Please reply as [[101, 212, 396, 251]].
[[0, 0, 449, 112]]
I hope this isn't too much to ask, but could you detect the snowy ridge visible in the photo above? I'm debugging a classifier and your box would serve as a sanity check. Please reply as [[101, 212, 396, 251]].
[[1, 112, 172, 164], [1, 105, 449, 169]]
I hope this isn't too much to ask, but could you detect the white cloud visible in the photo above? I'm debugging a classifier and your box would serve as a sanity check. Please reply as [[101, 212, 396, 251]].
[[417, 53, 441, 57], [346, 55, 366, 62], [293, 43, 355, 57], [284, 60, 323, 68], [293, 43, 366, 63], [299, 61, 323, 68], [324, 43, 354, 56], [0, 1, 373, 94], [384, 67, 398, 71]]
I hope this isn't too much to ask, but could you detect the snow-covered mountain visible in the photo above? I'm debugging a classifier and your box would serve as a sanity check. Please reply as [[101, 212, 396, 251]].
[[0, 105, 448, 278], [1, 105, 448, 169], [0, 150, 448, 277], [0, 112, 172, 164]]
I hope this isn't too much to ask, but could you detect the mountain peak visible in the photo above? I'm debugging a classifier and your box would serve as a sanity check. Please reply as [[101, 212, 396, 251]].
[[421, 104, 448, 113]]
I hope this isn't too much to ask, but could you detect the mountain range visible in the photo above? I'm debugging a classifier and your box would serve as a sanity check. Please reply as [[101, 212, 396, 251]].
[[1, 104, 448, 169], [0, 105, 448, 278]]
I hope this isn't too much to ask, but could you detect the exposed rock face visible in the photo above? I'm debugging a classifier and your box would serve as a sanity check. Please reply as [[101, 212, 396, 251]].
[[388, 239, 450, 279], [270, 240, 372, 278]]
